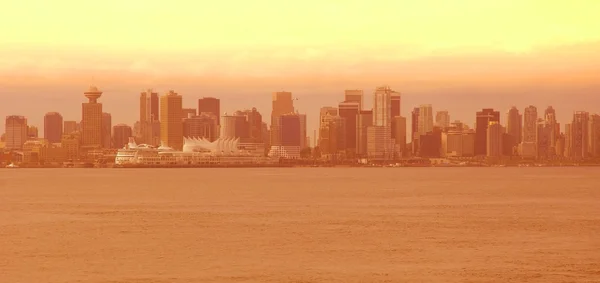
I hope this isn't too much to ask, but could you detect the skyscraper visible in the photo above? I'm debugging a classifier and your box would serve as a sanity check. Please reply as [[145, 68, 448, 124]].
[[418, 104, 434, 135], [63, 120, 79, 135], [319, 113, 346, 158], [391, 92, 401, 118], [270, 91, 294, 146], [390, 91, 402, 143], [486, 121, 503, 158], [140, 89, 160, 146], [220, 114, 237, 139], [475, 108, 500, 156], [571, 111, 589, 159], [355, 110, 373, 157], [280, 114, 301, 147], [81, 86, 103, 149], [5, 115, 28, 150], [521, 105, 538, 157], [113, 124, 132, 149], [411, 107, 420, 155], [160, 90, 183, 150], [198, 97, 221, 124], [435, 110, 450, 129], [102, 113, 112, 148], [44, 112, 63, 143], [369, 86, 396, 160], [544, 106, 559, 155], [298, 113, 307, 149], [393, 116, 407, 156], [506, 107, 522, 154], [140, 89, 159, 122], [27, 126, 38, 139], [588, 114, 600, 158], [344, 90, 364, 111], [233, 108, 264, 143], [338, 100, 360, 154], [537, 118, 552, 159], [564, 123, 572, 158]]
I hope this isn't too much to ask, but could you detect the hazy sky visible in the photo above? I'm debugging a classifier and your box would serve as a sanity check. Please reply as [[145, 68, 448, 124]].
[[1, 0, 600, 138]]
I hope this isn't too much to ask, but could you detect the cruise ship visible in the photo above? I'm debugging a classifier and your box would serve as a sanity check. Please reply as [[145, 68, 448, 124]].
[[115, 137, 278, 166]]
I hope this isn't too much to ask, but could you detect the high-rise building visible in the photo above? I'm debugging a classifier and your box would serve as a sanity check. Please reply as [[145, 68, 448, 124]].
[[267, 113, 302, 159], [344, 90, 364, 111], [232, 108, 264, 143], [338, 101, 360, 154], [545, 106, 559, 152], [435, 110, 450, 129], [320, 107, 338, 121], [521, 105, 538, 157], [270, 91, 294, 146], [571, 111, 589, 159], [486, 121, 503, 158], [555, 133, 566, 157], [198, 97, 221, 124], [44, 112, 63, 143], [102, 113, 112, 148], [393, 116, 407, 157], [589, 114, 600, 158], [220, 114, 237, 139], [232, 112, 250, 141], [370, 86, 396, 160], [391, 92, 401, 118], [564, 123, 572, 158], [81, 86, 103, 150], [475, 108, 500, 156], [280, 114, 301, 147], [418, 104, 434, 135], [5, 115, 28, 150], [536, 119, 552, 159], [28, 126, 38, 139], [319, 113, 346, 158], [355, 110, 373, 157], [183, 113, 219, 141], [140, 89, 160, 146], [506, 107, 522, 155], [182, 108, 197, 119], [411, 107, 420, 154], [298, 113, 307, 149], [160, 90, 183, 150], [390, 92, 402, 143], [63, 120, 79, 135], [140, 89, 159, 121], [112, 124, 132, 149]]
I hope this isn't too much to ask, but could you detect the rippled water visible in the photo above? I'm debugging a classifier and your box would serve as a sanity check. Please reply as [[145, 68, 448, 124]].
[[1, 168, 599, 282]]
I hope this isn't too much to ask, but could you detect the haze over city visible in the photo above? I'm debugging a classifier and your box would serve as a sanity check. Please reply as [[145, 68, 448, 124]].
[[2, 1, 600, 136]]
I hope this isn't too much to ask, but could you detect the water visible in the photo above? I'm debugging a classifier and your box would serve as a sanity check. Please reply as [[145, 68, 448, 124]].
[[1, 168, 599, 282]]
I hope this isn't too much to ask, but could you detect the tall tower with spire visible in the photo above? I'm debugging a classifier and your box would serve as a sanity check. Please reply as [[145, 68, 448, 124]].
[[81, 86, 103, 149]]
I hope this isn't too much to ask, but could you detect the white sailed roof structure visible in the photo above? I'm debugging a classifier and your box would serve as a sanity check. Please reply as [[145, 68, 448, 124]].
[[183, 137, 241, 155]]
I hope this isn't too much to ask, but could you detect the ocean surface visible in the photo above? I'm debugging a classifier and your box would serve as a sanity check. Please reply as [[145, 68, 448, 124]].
[[0, 168, 599, 283]]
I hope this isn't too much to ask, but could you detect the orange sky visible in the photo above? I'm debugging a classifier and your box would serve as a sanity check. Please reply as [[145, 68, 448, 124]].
[[1, 0, 600, 138]]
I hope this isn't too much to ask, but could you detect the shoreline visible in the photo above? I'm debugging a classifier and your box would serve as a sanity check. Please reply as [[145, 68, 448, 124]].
[[3, 164, 600, 169]]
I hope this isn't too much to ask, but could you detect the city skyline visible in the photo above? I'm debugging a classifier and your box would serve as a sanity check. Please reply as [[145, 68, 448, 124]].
[[1, 86, 599, 143], [1, 1, 600, 138]]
